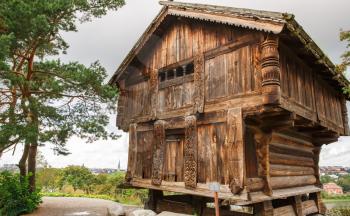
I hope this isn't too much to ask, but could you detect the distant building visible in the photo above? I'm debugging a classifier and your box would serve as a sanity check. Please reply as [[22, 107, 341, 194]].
[[0, 164, 19, 172], [323, 182, 343, 194]]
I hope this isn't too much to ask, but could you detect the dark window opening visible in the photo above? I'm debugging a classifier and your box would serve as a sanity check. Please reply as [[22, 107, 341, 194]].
[[185, 63, 194, 75], [159, 72, 166, 82], [167, 69, 175, 80], [158, 61, 194, 83], [176, 67, 184, 77]]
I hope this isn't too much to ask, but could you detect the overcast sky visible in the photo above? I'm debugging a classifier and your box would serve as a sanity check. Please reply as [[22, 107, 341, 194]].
[[1, 0, 350, 169]]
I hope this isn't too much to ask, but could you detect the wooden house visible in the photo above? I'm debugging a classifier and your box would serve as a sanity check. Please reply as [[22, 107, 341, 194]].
[[109, 1, 349, 215]]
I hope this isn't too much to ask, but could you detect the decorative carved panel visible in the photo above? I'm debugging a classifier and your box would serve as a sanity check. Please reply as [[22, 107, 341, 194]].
[[184, 115, 198, 188]]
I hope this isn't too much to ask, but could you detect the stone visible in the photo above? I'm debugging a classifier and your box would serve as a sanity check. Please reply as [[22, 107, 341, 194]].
[[127, 209, 157, 216], [107, 203, 125, 216]]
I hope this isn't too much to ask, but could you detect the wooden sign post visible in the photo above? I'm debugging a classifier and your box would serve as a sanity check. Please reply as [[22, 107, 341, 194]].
[[209, 182, 220, 216]]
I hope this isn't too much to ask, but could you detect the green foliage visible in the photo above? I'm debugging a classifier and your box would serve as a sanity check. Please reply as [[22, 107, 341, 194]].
[[36, 168, 61, 192], [327, 208, 350, 216], [59, 166, 95, 194], [337, 174, 350, 192], [0, 0, 125, 155], [321, 175, 336, 184], [36, 168, 147, 205], [0, 171, 42, 216]]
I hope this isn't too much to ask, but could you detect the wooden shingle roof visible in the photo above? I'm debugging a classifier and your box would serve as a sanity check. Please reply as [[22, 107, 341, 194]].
[[109, 1, 349, 96]]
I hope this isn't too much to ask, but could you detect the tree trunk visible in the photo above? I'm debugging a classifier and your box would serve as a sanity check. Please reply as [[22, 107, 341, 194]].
[[27, 143, 38, 192], [18, 144, 30, 178]]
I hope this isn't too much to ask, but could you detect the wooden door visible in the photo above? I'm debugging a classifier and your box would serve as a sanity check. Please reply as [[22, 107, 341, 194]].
[[163, 134, 184, 182]]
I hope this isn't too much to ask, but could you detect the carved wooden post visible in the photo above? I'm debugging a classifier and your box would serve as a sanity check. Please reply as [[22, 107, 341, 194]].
[[126, 123, 137, 182], [150, 69, 158, 120], [255, 131, 273, 196], [184, 115, 198, 189], [193, 54, 205, 114], [341, 98, 350, 135], [313, 146, 322, 187], [227, 108, 244, 194], [261, 34, 281, 105], [152, 120, 166, 186]]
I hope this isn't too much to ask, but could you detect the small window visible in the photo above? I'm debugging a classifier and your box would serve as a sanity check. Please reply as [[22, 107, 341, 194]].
[[158, 61, 194, 84], [167, 69, 175, 80], [159, 72, 166, 82], [185, 63, 194, 75], [176, 67, 184, 77]]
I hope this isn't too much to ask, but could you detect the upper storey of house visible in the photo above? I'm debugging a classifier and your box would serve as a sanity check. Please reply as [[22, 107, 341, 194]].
[[109, 1, 349, 137]]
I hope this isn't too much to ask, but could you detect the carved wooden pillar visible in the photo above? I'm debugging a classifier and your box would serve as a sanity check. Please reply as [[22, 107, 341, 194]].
[[193, 54, 205, 114], [184, 115, 198, 189], [227, 108, 244, 194], [261, 34, 281, 105], [341, 98, 349, 135], [255, 131, 273, 196], [150, 69, 158, 120], [126, 123, 138, 182], [313, 146, 322, 187], [152, 120, 166, 186]]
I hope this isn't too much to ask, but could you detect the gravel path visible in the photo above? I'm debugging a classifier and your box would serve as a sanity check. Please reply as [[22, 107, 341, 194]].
[[23, 197, 125, 216]]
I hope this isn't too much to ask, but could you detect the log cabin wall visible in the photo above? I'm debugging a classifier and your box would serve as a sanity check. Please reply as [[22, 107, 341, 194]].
[[279, 44, 345, 134]]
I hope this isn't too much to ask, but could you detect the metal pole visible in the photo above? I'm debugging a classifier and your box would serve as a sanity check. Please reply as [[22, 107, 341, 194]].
[[214, 191, 220, 216]]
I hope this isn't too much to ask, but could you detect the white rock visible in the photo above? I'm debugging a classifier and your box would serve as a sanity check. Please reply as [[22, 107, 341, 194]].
[[128, 209, 157, 216], [107, 203, 125, 216]]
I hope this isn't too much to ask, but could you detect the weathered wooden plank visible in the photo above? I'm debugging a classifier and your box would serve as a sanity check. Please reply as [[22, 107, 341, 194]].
[[273, 205, 295, 216], [271, 175, 316, 189], [227, 108, 244, 194], [270, 152, 315, 167], [302, 200, 318, 215], [126, 123, 138, 182], [131, 178, 249, 201], [152, 120, 166, 186], [184, 115, 197, 189], [175, 139, 184, 182], [291, 195, 303, 216], [270, 164, 315, 177]]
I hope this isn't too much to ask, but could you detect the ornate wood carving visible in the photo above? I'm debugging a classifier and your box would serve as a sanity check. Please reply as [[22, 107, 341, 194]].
[[254, 131, 273, 196], [149, 69, 158, 119], [341, 98, 350, 135], [151, 120, 166, 186], [193, 54, 205, 114], [227, 108, 244, 194], [184, 115, 198, 189], [126, 123, 137, 182], [260, 34, 281, 105]]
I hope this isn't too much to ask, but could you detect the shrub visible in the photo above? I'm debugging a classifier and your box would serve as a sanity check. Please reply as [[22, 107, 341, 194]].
[[0, 171, 42, 216]]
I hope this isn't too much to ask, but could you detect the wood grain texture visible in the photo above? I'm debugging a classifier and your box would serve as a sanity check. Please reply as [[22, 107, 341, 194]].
[[184, 115, 198, 188], [227, 108, 245, 194], [152, 120, 166, 186]]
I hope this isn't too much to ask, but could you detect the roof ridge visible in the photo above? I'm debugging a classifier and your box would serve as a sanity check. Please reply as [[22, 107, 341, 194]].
[[159, 1, 292, 21]]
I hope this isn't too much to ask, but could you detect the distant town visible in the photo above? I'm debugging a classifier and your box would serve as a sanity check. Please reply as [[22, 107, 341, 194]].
[[0, 163, 126, 175]]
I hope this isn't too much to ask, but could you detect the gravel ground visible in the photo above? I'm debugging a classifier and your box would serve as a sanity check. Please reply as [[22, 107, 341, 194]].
[[23, 197, 125, 216]]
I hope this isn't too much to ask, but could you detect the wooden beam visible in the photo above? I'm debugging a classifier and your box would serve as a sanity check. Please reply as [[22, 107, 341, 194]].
[[152, 120, 166, 186], [227, 108, 245, 194], [291, 195, 303, 216], [184, 115, 198, 189], [126, 123, 138, 182]]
